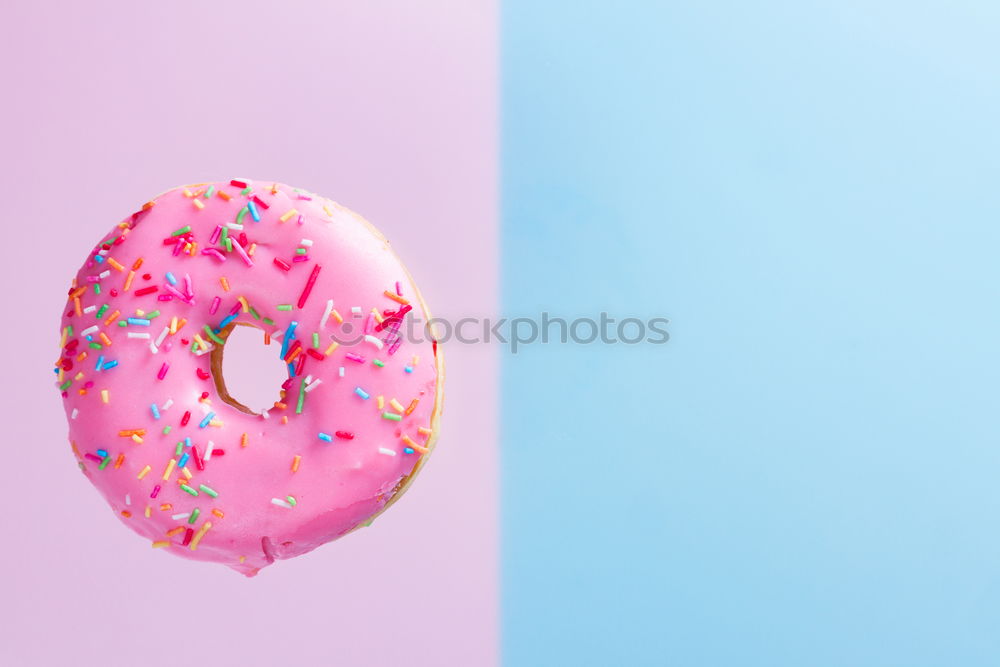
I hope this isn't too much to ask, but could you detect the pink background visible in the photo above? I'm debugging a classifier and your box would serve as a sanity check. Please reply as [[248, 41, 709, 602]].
[[0, 2, 498, 665]]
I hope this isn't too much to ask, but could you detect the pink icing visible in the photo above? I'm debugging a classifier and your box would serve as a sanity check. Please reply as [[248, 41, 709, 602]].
[[56, 180, 442, 576]]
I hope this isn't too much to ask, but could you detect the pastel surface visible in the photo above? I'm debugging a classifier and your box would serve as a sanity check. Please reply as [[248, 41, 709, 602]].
[[57, 180, 441, 575]]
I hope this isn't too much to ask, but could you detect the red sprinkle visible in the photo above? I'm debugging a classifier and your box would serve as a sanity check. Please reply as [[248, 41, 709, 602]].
[[335, 431, 355, 440], [273, 258, 291, 271], [212, 449, 225, 456], [135, 286, 159, 296], [181, 411, 191, 427], [297, 264, 321, 309], [192, 444, 205, 471], [181, 528, 194, 547], [196, 368, 210, 380], [306, 348, 325, 361], [230, 179, 248, 188]]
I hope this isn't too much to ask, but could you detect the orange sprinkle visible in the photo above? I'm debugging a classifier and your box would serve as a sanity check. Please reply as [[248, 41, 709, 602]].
[[271, 183, 279, 194], [121, 510, 132, 518], [76, 352, 87, 362], [160, 503, 173, 512], [402, 434, 430, 454], [107, 257, 125, 272], [99, 332, 113, 347], [73, 297, 82, 316], [241, 432, 248, 448], [264, 331, 271, 345], [70, 286, 86, 299], [291, 455, 301, 472], [281, 415, 289, 424], [384, 290, 410, 306], [124, 270, 135, 292], [114, 453, 125, 469], [141, 201, 156, 211], [248, 242, 257, 257], [103, 310, 121, 327], [132, 258, 144, 270], [286, 347, 302, 363], [324, 341, 339, 356], [217, 190, 232, 201], [274, 402, 287, 410], [183, 188, 193, 197], [279, 209, 298, 222], [166, 526, 185, 537], [119, 429, 146, 436], [211, 508, 225, 518], [220, 277, 230, 292], [405, 398, 419, 416], [189, 521, 213, 550], [330, 309, 344, 324], [417, 426, 433, 437], [151, 540, 170, 548]]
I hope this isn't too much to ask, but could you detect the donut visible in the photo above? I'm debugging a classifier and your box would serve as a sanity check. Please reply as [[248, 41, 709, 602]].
[[55, 179, 443, 576]]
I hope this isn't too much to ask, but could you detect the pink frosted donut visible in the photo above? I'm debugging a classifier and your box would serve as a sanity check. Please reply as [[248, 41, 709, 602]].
[[55, 179, 443, 576]]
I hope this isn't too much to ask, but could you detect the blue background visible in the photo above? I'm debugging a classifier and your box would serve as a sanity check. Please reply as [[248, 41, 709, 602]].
[[502, 2, 1000, 664]]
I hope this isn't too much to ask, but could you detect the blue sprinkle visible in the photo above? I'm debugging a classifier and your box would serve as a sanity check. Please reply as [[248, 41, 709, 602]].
[[218, 313, 238, 330], [354, 387, 370, 400], [404, 366, 413, 373], [248, 200, 261, 222], [403, 447, 415, 454], [127, 317, 151, 326], [287, 361, 296, 378], [165, 272, 177, 285], [318, 432, 333, 442], [96, 449, 108, 457], [94, 255, 105, 263], [102, 360, 119, 370], [178, 452, 190, 468], [151, 403, 161, 420], [184, 437, 192, 448], [279, 320, 298, 360], [198, 413, 215, 428], [95, 355, 105, 371]]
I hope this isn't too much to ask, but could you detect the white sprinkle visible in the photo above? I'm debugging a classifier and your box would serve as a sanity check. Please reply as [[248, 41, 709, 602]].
[[171, 512, 190, 521], [319, 299, 334, 328], [378, 447, 397, 457], [271, 498, 293, 509], [304, 374, 314, 384], [99, 270, 111, 279], [80, 325, 99, 337], [71, 408, 79, 420], [162, 398, 174, 411], [203, 441, 214, 462], [127, 332, 151, 339], [300, 239, 313, 247], [351, 306, 362, 316], [304, 378, 323, 393], [125, 493, 131, 506], [338, 366, 345, 377], [364, 334, 384, 349], [226, 223, 244, 230], [149, 341, 158, 354], [83, 305, 97, 314], [261, 409, 270, 420], [199, 402, 213, 415], [97, 249, 109, 256], [155, 326, 169, 347]]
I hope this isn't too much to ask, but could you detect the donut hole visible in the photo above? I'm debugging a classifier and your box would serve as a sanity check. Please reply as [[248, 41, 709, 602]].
[[210, 322, 288, 415]]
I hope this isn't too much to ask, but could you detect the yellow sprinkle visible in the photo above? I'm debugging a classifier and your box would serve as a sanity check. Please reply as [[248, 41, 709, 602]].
[[192, 198, 205, 210], [324, 341, 339, 356], [74, 372, 84, 380], [220, 277, 230, 292], [238, 296, 249, 313], [183, 188, 193, 197], [323, 204, 334, 217], [331, 309, 343, 324], [137, 464, 151, 479], [389, 398, 406, 414], [291, 455, 301, 472], [193, 334, 209, 351], [169, 316, 178, 334], [144, 505, 152, 518], [100, 389, 109, 404], [371, 308, 384, 324], [162, 458, 176, 481], [239, 556, 246, 564], [182, 467, 193, 480], [152, 540, 170, 548], [376, 396, 385, 410], [131, 434, 143, 444], [189, 521, 213, 550], [412, 355, 420, 365], [279, 208, 298, 223], [248, 242, 257, 257]]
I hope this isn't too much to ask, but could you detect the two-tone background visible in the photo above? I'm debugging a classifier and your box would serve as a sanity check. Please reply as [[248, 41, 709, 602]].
[[3, 2, 1000, 665]]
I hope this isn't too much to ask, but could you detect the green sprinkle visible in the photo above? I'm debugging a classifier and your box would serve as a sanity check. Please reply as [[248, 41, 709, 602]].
[[220, 226, 229, 244], [277, 304, 293, 311], [59, 380, 72, 391], [240, 187, 252, 195], [248, 306, 261, 320], [180, 484, 199, 496], [382, 412, 402, 421], [204, 185, 215, 198], [66, 325, 74, 336], [118, 320, 127, 327], [93, 284, 101, 295], [171, 225, 192, 237], [262, 317, 275, 326], [286, 495, 297, 507], [89, 342, 102, 350], [162, 426, 172, 435], [373, 359, 385, 368], [96, 304, 108, 319], [237, 206, 249, 224], [98, 456, 112, 470], [146, 309, 161, 319], [224, 237, 232, 253], [199, 484, 218, 498], [204, 325, 225, 345], [174, 442, 184, 456], [295, 248, 308, 255], [188, 508, 200, 524], [312, 332, 320, 348], [296, 379, 305, 414]]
